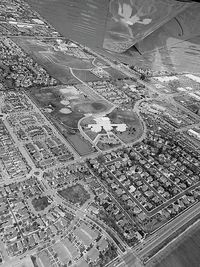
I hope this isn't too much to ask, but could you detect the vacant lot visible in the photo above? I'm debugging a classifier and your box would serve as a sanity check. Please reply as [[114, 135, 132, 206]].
[[155, 227, 200, 267], [58, 184, 90, 206], [32, 196, 50, 211]]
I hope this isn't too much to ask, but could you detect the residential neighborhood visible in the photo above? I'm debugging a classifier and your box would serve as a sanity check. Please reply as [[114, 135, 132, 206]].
[[0, 1, 200, 267]]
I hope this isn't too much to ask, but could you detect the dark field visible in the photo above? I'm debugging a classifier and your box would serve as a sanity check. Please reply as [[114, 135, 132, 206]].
[[32, 196, 50, 211], [63, 132, 97, 156], [74, 101, 108, 114], [155, 227, 200, 267], [58, 184, 90, 206]]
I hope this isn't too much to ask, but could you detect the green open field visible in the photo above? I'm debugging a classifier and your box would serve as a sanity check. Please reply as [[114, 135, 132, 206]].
[[32, 196, 50, 211], [58, 184, 90, 206], [104, 67, 126, 80], [63, 131, 97, 156], [92, 57, 110, 67], [155, 227, 200, 267], [72, 69, 102, 83], [74, 101, 109, 114], [44, 51, 93, 69]]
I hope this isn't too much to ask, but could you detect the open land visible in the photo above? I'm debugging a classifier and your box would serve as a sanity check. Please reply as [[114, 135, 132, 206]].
[[154, 226, 200, 267], [31, 196, 50, 211], [58, 184, 90, 206], [12, 37, 126, 84]]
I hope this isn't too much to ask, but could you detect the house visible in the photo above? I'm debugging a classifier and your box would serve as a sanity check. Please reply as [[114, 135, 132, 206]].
[[129, 185, 136, 193]]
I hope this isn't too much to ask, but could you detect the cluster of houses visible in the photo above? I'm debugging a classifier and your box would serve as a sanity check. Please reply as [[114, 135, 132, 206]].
[[88, 80, 133, 107], [0, 119, 30, 180], [2, 91, 33, 114], [0, 38, 58, 89], [88, 121, 200, 236], [88, 79, 147, 109], [0, 0, 60, 37], [86, 174, 144, 247], [7, 111, 74, 169], [55, 39, 94, 60], [141, 101, 197, 129], [96, 134, 121, 151], [0, 177, 74, 258], [90, 68, 111, 79], [37, 219, 115, 267], [43, 164, 90, 189]]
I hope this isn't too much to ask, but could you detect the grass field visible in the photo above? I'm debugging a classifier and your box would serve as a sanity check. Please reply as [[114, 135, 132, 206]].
[[63, 132, 97, 156], [32, 196, 50, 211], [74, 101, 110, 114], [155, 227, 200, 267], [72, 69, 102, 83], [58, 184, 90, 206], [105, 67, 126, 80], [92, 57, 110, 67]]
